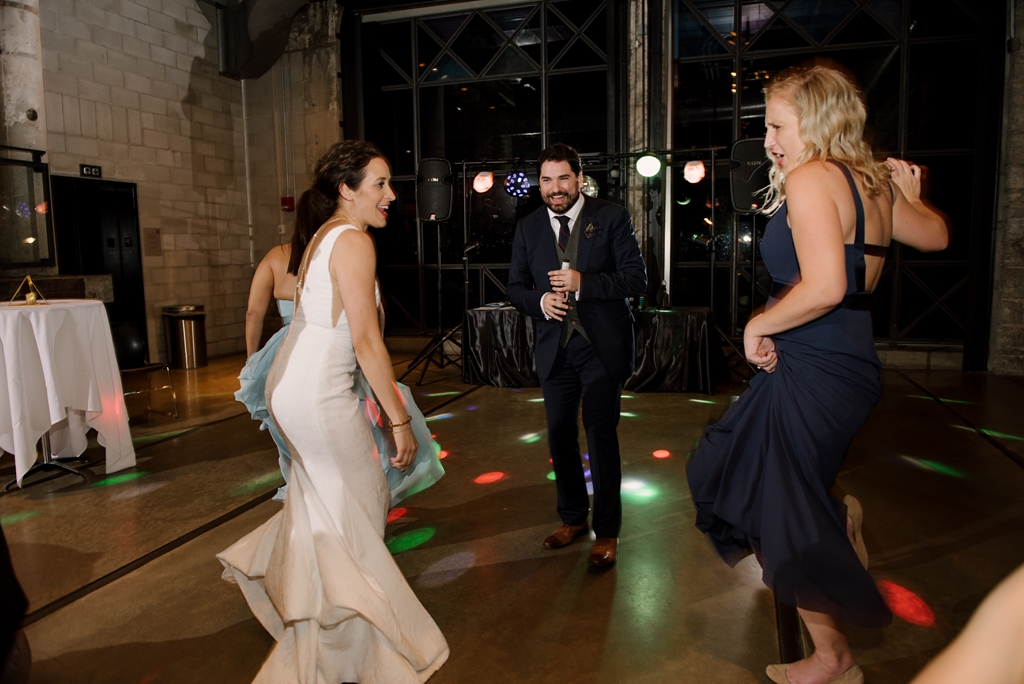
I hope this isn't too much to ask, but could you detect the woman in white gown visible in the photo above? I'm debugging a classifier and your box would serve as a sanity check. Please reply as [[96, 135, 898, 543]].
[[218, 141, 449, 683]]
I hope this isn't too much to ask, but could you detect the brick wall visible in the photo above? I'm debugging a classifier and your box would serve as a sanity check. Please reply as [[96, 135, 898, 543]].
[[991, 1, 1024, 374], [39, 0, 339, 360]]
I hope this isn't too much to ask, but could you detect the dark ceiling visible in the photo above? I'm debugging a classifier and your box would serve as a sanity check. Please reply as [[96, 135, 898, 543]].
[[338, 0, 466, 14]]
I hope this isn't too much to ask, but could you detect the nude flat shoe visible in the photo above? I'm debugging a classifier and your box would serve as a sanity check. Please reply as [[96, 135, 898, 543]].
[[766, 663, 865, 684], [844, 495, 869, 569]]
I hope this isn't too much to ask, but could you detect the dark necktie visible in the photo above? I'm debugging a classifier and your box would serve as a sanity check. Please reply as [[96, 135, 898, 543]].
[[556, 215, 571, 252]]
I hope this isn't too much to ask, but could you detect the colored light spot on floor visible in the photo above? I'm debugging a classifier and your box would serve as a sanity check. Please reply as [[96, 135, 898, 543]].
[[387, 507, 408, 523], [465, 405, 478, 411], [899, 455, 968, 479], [111, 481, 168, 501], [425, 391, 461, 397], [1, 510, 39, 527], [528, 398, 545, 403], [386, 527, 436, 554], [621, 478, 645, 492], [131, 428, 193, 447], [425, 413, 453, 422], [620, 412, 637, 417], [439, 451, 449, 459], [520, 432, 543, 443], [952, 425, 1024, 441], [91, 471, 149, 488], [909, 395, 975, 405], [230, 470, 283, 495], [583, 452, 589, 460], [547, 471, 557, 480], [878, 580, 935, 626], [474, 472, 505, 484], [584, 469, 591, 478], [620, 394, 634, 399], [689, 399, 716, 405], [653, 450, 672, 459], [417, 551, 476, 589]]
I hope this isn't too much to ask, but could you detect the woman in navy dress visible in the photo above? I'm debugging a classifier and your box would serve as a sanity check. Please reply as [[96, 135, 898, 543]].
[[687, 66, 949, 684]]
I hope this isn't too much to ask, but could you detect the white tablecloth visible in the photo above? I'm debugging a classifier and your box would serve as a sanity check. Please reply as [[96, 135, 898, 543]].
[[0, 299, 135, 485]]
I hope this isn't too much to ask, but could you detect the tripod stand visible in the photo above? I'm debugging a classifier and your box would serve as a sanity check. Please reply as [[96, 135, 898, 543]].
[[397, 228, 475, 385]]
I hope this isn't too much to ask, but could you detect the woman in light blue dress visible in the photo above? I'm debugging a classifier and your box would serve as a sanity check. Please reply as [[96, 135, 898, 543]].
[[237, 188, 444, 504]]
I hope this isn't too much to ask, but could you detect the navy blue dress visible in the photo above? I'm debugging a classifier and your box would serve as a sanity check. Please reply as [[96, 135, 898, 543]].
[[687, 162, 892, 628]]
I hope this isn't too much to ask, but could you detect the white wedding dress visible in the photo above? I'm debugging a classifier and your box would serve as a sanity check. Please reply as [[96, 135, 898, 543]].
[[217, 224, 449, 683]]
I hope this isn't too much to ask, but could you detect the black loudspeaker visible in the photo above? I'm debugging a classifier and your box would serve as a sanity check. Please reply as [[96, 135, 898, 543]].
[[417, 158, 453, 221], [730, 138, 771, 214]]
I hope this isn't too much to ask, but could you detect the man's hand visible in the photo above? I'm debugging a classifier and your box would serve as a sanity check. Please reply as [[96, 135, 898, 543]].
[[541, 293, 570, 321], [548, 268, 581, 295]]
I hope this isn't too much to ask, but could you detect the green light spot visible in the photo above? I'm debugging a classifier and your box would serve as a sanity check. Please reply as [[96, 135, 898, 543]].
[[91, 471, 149, 488], [425, 391, 461, 397], [953, 425, 1024, 441], [1, 510, 39, 527], [425, 413, 453, 422], [620, 394, 634, 399], [909, 395, 976, 405], [231, 470, 283, 495], [520, 432, 543, 443], [528, 398, 545, 403], [689, 399, 716, 405], [623, 486, 658, 501], [387, 527, 436, 554], [546, 471, 556, 481], [620, 412, 637, 417], [899, 455, 968, 480]]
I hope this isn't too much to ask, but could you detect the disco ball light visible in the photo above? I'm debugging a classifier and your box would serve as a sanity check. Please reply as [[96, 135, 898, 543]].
[[636, 154, 661, 178], [504, 171, 531, 197], [581, 175, 599, 198]]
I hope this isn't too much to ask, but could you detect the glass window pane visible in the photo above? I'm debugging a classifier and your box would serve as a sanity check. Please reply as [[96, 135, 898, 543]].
[[673, 60, 734, 149], [907, 40, 978, 151], [551, 37, 605, 69], [829, 9, 898, 45], [375, 179, 419, 266], [783, 0, 857, 44], [0, 164, 51, 268], [451, 13, 506, 75], [693, 0, 735, 41], [545, 6, 573, 65], [548, 70, 607, 153], [584, 5, 608, 54], [552, 0, 599, 30], [675, 1, 729, 58], [364, 21, 412, 77], [868, 0, 902, 35], [421, 79, 542, 163], [423, 52, 473, 83], [417, 24, 443, 77], [745, 15, 811, 52], [364, 89, 415, 177], [423, 13, 468, 44], [487, 45, 539, 76], [909, 0, 979, 39], [740, 2, 774, 47], [485, 5, 535, 36], [517, 10, 543, 65]]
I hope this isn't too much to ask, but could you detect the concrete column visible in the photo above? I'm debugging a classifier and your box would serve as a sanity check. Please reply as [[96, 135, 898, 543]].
[[0, 0, 47, 150]]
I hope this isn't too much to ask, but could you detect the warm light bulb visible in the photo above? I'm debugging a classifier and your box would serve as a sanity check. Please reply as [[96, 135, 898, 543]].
[[683, 160, 706, 184], [636, 154, 661, 178], [473, 171, 494, 193]]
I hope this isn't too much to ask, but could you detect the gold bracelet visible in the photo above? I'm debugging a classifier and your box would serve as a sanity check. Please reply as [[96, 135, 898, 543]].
[[392, 424, 412, 434], [388, 416, 412, 429]]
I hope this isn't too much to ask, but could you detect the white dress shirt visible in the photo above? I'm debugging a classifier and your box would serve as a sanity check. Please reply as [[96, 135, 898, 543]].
[[541, 195, 584, 319]]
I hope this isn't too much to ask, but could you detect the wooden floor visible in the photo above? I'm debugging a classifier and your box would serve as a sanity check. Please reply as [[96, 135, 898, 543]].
[[2, 347, 1023, 683]]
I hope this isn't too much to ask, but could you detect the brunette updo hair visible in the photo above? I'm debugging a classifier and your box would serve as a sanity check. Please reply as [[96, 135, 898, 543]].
[[286, 187, 336, 275], [312, 140, 389, 205]]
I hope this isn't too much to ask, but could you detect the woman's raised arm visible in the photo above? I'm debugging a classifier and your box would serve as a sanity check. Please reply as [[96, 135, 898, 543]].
[[887, 158, 949, 253]]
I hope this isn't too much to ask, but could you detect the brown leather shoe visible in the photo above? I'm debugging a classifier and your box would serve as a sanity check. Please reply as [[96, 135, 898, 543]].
[[588, 537, 617, 567], [543, 523, 589, 549]]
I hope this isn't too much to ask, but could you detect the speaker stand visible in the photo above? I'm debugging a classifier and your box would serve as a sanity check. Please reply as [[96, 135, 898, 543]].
[[398, 220, 462, 385]]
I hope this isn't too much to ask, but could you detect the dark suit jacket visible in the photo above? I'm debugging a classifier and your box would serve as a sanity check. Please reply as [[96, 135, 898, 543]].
[[506, 196, 647, 383]]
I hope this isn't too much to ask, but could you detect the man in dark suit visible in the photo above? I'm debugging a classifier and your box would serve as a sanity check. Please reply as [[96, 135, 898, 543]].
[[506, 143, 647, 567]]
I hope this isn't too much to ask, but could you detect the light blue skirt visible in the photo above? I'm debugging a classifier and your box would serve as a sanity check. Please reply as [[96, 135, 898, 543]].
[[236, 325, 444, 506]]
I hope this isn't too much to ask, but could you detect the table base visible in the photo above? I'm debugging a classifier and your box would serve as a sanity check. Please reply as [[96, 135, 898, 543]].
[[4, 432, 89, 491]]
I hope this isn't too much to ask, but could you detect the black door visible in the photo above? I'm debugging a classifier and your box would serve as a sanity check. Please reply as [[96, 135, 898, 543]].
[[51, 176, 148, 367]]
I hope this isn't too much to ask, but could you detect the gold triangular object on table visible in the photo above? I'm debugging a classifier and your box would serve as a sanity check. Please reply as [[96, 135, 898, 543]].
[[8, 275, 48, 306]]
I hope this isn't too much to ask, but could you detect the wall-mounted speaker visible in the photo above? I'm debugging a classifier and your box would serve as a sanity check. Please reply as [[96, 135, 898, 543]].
[[417, 158, 453, 222], [730, 139, 771, 214]]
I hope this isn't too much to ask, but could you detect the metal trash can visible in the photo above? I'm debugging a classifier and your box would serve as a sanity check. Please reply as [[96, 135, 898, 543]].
[[162, 304, 208, 369]]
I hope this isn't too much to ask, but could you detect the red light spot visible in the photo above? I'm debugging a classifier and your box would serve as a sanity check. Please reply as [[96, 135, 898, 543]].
[[431, 434, 436, 439], [439, 451, 448, 459], [474, 472, 505, 484], [878, 580, 935, 626], [653, 450, 671, 459], [387, 507, 408, 523], [549, 458, 553, 463]]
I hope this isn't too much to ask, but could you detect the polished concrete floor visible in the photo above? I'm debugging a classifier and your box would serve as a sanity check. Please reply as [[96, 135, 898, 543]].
[[2, 345, 1023, 683]]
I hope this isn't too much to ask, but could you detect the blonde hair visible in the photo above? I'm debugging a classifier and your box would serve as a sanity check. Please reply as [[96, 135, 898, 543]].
[[761, 66, 890, 215]]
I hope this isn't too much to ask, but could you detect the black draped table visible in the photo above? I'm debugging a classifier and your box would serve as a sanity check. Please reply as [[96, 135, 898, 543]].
[[462, 306, 721, 393]]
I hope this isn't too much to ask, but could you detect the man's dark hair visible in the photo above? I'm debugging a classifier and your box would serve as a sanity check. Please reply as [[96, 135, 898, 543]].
[[537, 143, 581, 177]]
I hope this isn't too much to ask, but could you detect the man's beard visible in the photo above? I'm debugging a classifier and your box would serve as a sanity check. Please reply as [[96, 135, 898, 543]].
[[543, 188, 580, 215]]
